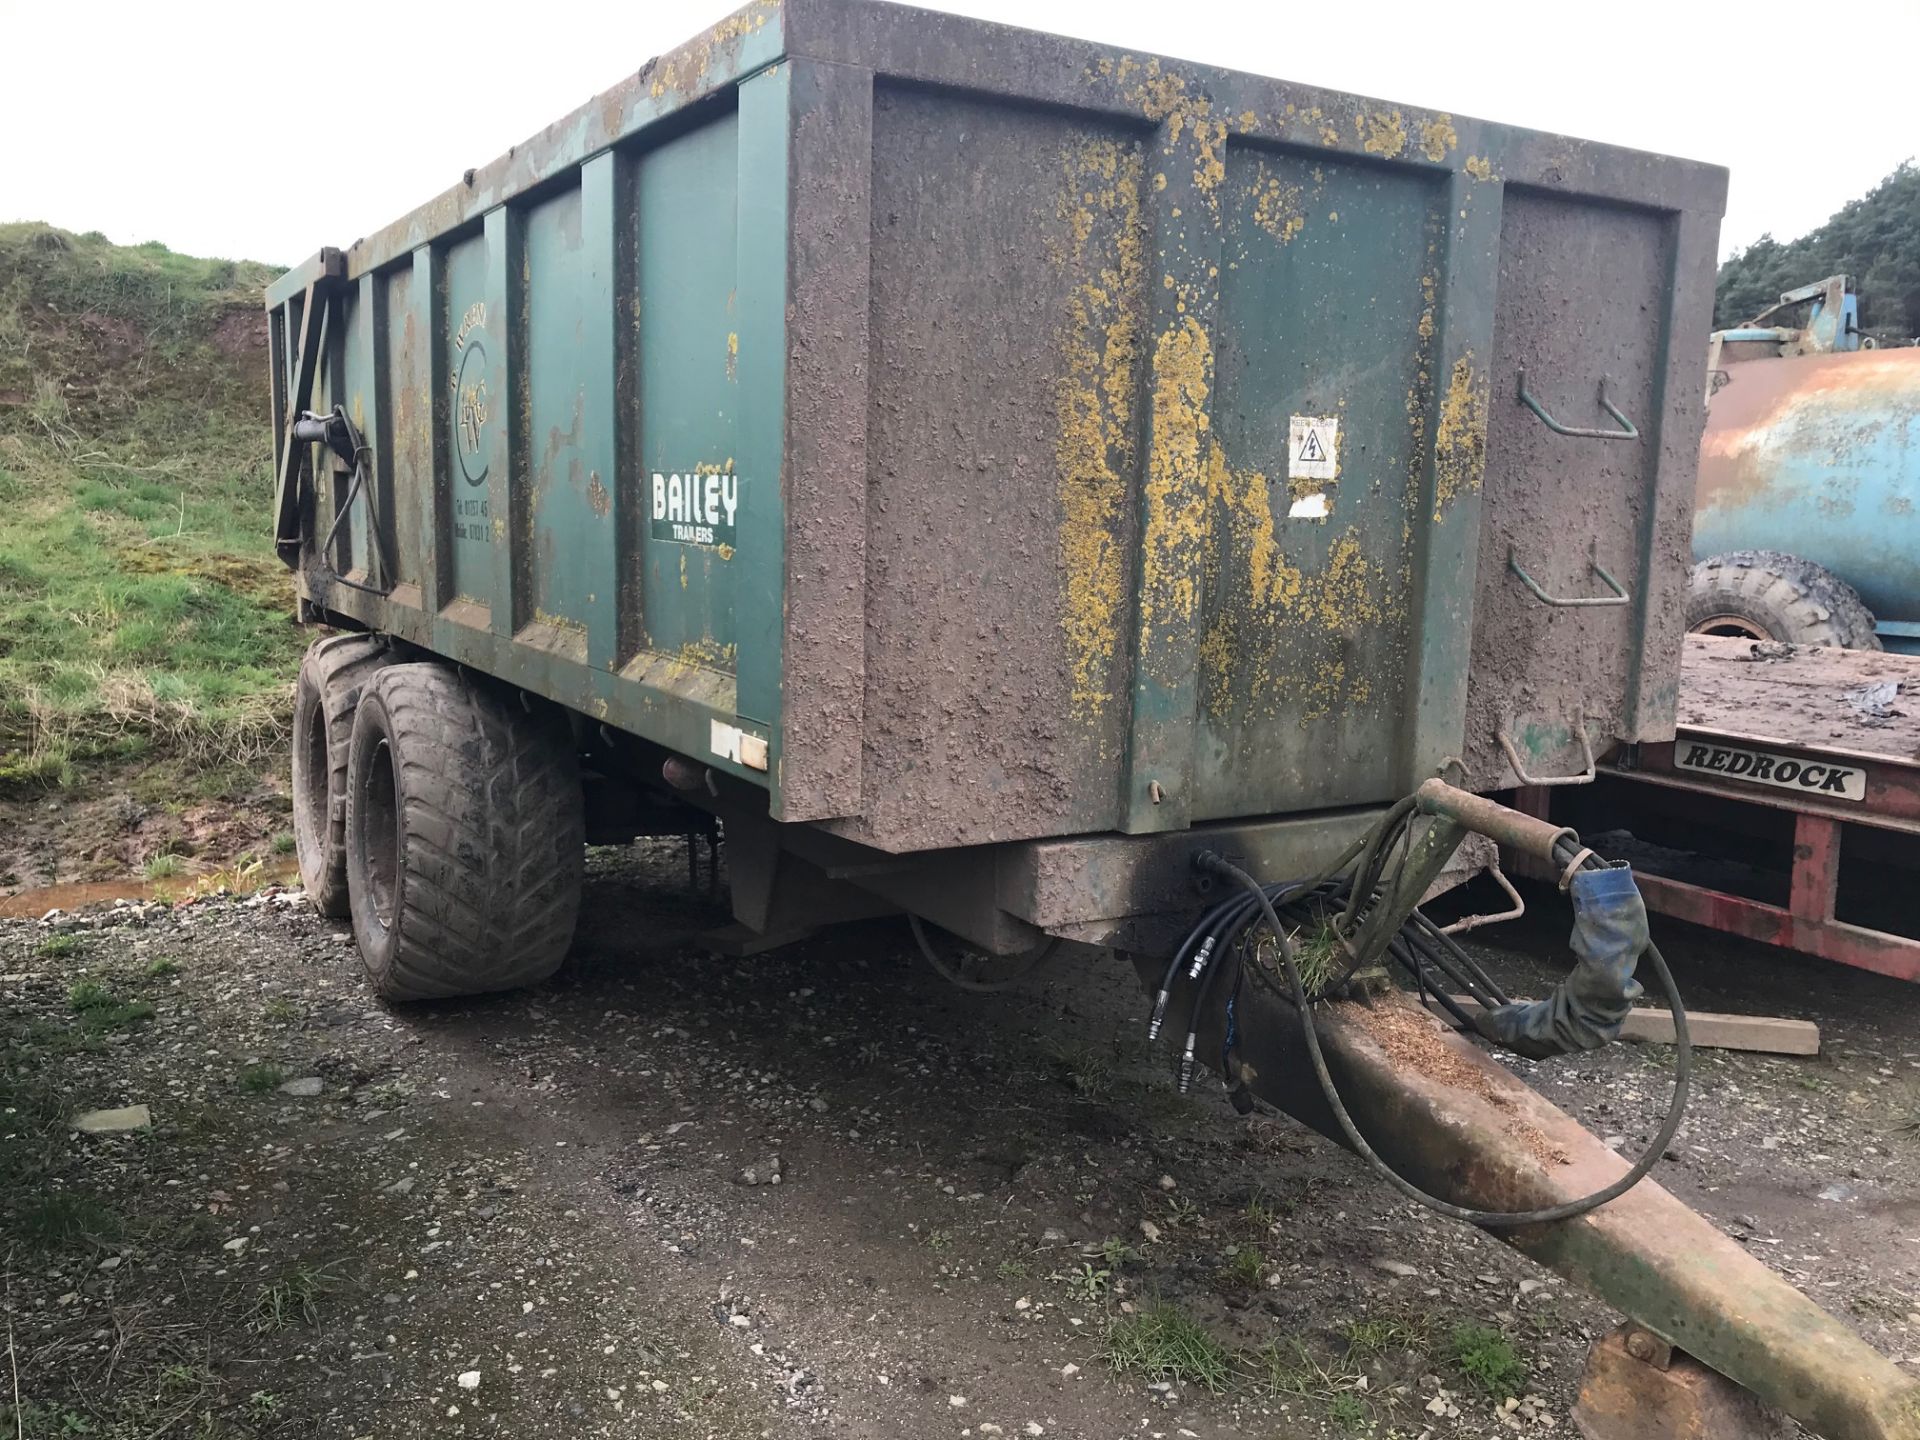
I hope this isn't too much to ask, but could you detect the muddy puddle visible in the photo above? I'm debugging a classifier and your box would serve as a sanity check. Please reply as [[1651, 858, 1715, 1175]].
[[0, 861, 300, 919]]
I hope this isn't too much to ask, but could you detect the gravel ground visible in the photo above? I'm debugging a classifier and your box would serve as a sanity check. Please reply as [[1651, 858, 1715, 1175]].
[[2, 842, 1916, 1439]]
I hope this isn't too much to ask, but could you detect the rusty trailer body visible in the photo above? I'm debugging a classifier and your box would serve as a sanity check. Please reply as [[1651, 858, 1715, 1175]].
[[266, 0, 1724, 953]]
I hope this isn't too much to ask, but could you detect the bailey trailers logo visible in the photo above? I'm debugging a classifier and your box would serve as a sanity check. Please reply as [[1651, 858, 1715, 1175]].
[[651, 471, 739, 547]]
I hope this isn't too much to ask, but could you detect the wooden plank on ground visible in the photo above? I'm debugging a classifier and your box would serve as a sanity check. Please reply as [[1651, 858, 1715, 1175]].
[[1425, 995, 1820, 1056]]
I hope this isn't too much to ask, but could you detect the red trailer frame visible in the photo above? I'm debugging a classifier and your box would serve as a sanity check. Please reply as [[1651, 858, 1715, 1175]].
[[1511, 636, 1920, 982]]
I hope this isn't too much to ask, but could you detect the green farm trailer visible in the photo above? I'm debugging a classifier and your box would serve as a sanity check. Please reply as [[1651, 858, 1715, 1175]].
[[262, 3, 1920, 1436]]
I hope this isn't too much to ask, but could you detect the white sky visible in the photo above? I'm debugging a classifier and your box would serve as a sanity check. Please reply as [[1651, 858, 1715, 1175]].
[[4, 0, 1914, 270]]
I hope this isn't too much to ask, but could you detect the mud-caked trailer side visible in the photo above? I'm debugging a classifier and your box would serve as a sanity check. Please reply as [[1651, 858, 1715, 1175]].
[[259, 8, 1920, 1437], [269, 0, 1721, 972]]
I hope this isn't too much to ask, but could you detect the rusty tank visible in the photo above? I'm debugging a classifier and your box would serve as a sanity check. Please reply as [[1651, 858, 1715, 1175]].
[[1694, 344, 1920, 652]]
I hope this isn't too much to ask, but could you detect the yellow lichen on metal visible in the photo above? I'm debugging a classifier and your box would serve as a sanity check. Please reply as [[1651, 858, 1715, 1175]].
[[1465, 154, 1494, 182], [1053, 136, 1147, 719], [647, 2, 775, 100], [726, 331, 739, 382], [676, 637, 738, 671], [1141, 312, 1213, 631], [1250, 174, 1306, 245], [1103, 59, 1229, 199], [1433, 354, 1487, 520], [1217, 444, 1300, 617], [1293, 106, 1341, 148], [1356, 110, 1408, 159], [1417, 115, 1458, 163], [1195, 446, 1399, 722]]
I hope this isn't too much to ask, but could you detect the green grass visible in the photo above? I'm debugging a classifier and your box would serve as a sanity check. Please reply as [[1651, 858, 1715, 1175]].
[[1217, 1243, 1266, 1291], [142, 852, 183, 881], [66, 980, 155, 1034], [1326, 1392, 1370, 1429], [1257, 1336, 1366, 1407], [1342, 1313, 1424, 1360], [1049, 1041, 1114, 1098], [1449, 1321, 1527, 1398], [144, 956, 179, 978], [70, 990, 153, 1036], [246, 1390, 284, 1420], [0, 223, 297, 802], [238, 1063, 286, 1095], [1242, 1193, 1280, 1230], [1290, 921, 1348, 996], [36, 934, 81, 959], [249, 1261, 345, 1330], [1103, 1301, 1233, 1392], [270, 830, 296, 855]]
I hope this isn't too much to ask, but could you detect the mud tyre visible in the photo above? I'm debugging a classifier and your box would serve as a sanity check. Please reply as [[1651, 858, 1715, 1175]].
[[343, 663, 584, 1002], [291, 635, 401, 918], [1686, 550, 1882, 651]]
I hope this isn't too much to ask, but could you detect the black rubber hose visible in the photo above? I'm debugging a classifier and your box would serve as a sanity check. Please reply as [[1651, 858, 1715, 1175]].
[[1408, 909, 1513, 1008], [1386, 934, 1479, 1030], [1178, 893, 1270, 1089], [1196, 850, 1692, 1230], [1398, 917, 1510, 1012]]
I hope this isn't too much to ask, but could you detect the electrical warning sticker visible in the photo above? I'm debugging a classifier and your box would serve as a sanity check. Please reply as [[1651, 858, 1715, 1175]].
[[1288, 416, 1339, 482]]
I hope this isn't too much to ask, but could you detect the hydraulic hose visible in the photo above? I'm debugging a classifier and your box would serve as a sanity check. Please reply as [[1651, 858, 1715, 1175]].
[[1192, 848, 1692, 1230]]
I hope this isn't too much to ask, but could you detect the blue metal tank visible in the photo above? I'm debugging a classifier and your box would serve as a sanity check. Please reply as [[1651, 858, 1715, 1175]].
[[1693, 347, 1920, 652]]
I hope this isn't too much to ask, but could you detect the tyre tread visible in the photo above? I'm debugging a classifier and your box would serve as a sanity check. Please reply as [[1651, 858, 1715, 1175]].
[[345, 663, 583, 1002], [292, 635, 400, 917], [1687, 550, 1882, 651]]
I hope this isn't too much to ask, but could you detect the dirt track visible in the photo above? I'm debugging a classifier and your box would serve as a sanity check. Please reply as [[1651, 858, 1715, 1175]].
[[5, 843, 1918, 1438]]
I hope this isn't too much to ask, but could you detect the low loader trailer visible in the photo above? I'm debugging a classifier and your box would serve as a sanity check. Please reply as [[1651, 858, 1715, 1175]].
[[263, 2, 1919, 1434], [1517, 634, 1920, 981]]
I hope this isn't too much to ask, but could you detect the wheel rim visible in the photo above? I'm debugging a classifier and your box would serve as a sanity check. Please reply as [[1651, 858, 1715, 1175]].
[[1691, 613, 1775, 641], [361, 738, 401, 929], [294, 701, 329, 860]]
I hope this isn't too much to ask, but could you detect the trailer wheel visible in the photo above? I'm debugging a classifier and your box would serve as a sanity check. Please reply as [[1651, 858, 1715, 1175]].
[[291, 635, 400, 918], [1686, 550, 1883, 651], [343, 664, 584, 1001]]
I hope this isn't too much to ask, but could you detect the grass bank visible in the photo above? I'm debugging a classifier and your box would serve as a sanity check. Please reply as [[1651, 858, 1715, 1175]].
[[0, 224, 300, 884]]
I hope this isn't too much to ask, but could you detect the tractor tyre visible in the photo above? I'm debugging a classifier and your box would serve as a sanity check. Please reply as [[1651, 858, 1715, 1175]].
[[1686, 550, 1882, 651], [343, 663, 584, 1002], [291, 634, 402, 918]]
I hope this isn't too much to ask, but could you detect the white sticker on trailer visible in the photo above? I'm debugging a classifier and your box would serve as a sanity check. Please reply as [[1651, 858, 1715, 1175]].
[[710, 719, 770, 772], [1674, 740, 1865, 801]]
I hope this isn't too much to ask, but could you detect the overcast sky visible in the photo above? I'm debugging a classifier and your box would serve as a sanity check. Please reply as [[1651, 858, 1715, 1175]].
[[5, 0, 1914, 270]]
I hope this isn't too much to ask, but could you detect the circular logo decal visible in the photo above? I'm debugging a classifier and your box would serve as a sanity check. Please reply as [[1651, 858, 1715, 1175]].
[[453, 302, 491, 488]]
